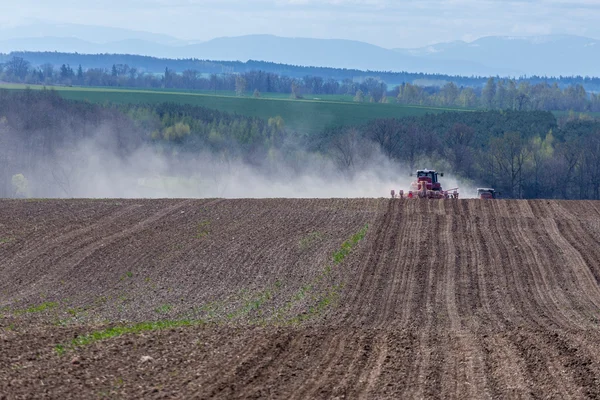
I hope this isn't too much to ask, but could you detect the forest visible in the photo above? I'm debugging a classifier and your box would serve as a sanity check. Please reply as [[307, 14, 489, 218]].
[[1, 55, 600, 113], [3, 51, 600, 91], [1, 89, 599, 199]]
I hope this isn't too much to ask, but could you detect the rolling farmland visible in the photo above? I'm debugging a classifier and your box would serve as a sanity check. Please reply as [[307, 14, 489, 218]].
[[2, 198, 600, 398], [0, 84, 465, 133]]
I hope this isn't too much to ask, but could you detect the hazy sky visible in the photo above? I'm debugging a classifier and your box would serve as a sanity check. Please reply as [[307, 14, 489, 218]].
[[2, 0, 600, 48]]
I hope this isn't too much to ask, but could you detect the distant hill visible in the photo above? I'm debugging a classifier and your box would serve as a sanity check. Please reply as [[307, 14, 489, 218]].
[[0, 34, 501, 76], [395, 35, 600, 77], [0, 24, 599, 77], [176, 35, 503, 76], [0, 26, 511, 76]]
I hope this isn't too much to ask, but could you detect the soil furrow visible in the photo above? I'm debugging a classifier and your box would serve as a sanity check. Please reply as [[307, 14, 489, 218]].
[[3, 198, 600, 399]]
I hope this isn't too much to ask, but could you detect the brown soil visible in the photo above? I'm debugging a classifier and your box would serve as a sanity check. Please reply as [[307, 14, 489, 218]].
[[1, 198, 600, 399]]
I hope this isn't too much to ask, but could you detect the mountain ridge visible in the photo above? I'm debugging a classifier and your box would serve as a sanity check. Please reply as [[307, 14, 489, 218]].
[[395, 34, 600, 76], [1, 24, 598, 77]]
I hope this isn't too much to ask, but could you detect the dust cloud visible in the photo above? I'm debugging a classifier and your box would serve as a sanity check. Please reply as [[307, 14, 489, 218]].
[[10, 131, 476, 199]]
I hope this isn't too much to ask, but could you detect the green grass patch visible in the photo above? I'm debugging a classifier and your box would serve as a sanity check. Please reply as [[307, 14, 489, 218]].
[[56, 319, 198, 353], [298, 231, 324, 250], [332, 224, 368, 264], [0, 237, 14, 244], [276, 224, 369, 324], [0, 84, 467, 134], [195, 221, 211, 239], [194, 299, 227, 320], [155, 304, 173, 314], [226, 287, 275, 320], [221, 282, 282, 321], [552, 110, 600, 119], [66, 307, 87, 317], [120, 271, 134, 280], [54, 344, 66, 356], [287, 284, 344, 325], [14, 301, 58, 315]]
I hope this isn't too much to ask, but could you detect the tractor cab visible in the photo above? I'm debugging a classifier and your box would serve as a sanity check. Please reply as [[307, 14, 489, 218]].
[[392, 168, 457, 199], [415, 169, 442, 191], [477, 188, 497, 199]]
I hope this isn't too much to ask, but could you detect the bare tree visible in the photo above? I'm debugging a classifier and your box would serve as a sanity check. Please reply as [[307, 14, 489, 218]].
[[290, 81, 302, 99], [585, 133, 600, 199], [444, 123, 475, 175], [367, 119, 403, 159], [482, 77, 496, 109], [490, 131, 529, 198], [328, 128, 372, 176], [555, 138, 582, 199], [210, 74, 219, 94], [5, 56, 30, 80], [399, 124, 424, 171], [353, 89, 365, 102], [235, 75, 247, 97], [441, 82, 459, 106]]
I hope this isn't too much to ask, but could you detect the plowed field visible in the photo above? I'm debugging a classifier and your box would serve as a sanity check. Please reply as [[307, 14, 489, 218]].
[[2, 199, 600, 399]]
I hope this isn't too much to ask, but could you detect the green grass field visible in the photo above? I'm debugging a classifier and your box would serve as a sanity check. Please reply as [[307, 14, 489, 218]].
[[0, 83, 468, 133], [552, 110, 600, 119]]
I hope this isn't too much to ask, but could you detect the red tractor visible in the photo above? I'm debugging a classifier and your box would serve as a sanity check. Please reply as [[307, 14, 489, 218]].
[[391, 169, 458, 199]]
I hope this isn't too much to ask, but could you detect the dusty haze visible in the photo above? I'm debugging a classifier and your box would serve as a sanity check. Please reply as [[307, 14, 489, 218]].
[[18, 131, 474, 199]]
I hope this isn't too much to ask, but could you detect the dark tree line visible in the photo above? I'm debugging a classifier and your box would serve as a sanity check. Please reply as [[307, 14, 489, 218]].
[[3, 56, 599, 112], [319, 111, 600, 199], [3, 51, 600, 92], [395, 78, 600, 112], [0, 56, 388, 99]]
